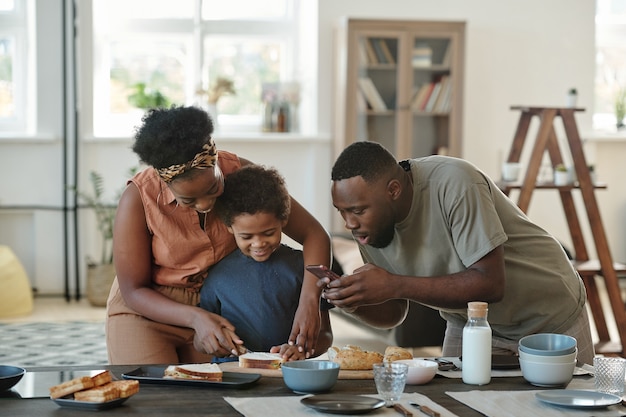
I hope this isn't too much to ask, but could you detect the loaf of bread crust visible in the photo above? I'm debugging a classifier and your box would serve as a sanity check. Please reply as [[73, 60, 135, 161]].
[[327, 345, 384, 370], [383, 346, 413, 362]]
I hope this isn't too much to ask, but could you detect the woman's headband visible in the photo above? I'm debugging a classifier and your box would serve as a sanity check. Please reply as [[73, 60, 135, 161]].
[[155, 140, 218, 183]]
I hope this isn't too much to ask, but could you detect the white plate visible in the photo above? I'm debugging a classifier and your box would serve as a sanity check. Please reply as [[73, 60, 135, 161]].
[[535, 389, 622, 409]]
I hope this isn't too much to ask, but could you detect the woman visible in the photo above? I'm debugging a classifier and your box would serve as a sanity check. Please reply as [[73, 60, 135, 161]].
[[107, 106, 331, 364]]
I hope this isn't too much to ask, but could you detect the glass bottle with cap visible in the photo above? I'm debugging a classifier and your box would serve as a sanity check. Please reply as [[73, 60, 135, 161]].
[[462, 301, 491, 385]]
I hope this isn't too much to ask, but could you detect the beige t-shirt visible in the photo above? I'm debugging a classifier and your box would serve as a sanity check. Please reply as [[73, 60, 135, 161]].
[[360, 156, 586, 341]]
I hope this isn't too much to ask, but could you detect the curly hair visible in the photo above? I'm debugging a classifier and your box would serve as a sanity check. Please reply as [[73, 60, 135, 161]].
[[331, 141, 398, 183], [215, 165, 291, 227], [132, 105, 215, 169]]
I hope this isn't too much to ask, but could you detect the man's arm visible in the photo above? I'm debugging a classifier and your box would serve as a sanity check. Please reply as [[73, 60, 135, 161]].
[[321, 245, 506, 312]]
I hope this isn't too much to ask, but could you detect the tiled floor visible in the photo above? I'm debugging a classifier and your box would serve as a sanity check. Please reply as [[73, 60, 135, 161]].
[[0, 296, 442, 357]]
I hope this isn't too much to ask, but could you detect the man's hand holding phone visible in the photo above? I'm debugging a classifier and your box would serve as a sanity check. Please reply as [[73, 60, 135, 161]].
[[306, 265, 340, 282]]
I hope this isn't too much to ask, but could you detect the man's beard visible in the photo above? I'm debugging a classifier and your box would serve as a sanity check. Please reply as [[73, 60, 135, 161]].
[[368, 221, 396, 249]]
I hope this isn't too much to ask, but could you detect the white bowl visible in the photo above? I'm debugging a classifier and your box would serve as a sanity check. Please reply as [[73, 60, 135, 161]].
[[393, 359, 438, 385], [518, 333, 577, 356], [519, 357, 576, 387], [518, 347, 577, 364]]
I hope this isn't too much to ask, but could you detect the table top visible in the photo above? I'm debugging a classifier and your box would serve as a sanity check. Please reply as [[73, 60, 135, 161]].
[[0, 364, 583, 416]]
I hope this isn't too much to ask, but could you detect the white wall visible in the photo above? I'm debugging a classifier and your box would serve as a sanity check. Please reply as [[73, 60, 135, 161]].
[[4, 0, 624, 296]]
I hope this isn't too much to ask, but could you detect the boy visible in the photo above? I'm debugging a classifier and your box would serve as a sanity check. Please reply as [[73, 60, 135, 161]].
[[199, 165, 333, 361]]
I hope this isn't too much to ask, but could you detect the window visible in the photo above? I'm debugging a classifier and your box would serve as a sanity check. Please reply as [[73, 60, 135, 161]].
[[595, 0, 626, 130], [85, 0, 310, 138], [0, 0, 34, 134]]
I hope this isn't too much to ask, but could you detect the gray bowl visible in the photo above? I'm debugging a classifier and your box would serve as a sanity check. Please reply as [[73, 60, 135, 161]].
[[0, 365, 25, 392], [282, 360, 340, 394], [518, 333, 577, 356]]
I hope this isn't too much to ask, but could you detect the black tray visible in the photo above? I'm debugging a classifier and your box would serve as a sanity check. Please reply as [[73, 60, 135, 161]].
[[122, 366, 260, 388], [52, 396, 130, 411]]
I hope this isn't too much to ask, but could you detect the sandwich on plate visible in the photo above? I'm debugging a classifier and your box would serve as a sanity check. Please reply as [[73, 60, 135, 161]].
[[163, 363, 223, 382]]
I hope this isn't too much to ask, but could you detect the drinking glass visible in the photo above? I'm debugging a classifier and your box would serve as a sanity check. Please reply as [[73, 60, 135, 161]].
[[594, 356, 626, 396], [373, 362, 408, 406]]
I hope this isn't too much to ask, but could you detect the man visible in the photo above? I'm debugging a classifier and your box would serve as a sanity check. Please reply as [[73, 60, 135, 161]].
[[322, 141, 594, 364]]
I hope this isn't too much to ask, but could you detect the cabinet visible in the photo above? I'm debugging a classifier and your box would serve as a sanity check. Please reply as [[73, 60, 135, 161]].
[[334, 19, 465, 160]]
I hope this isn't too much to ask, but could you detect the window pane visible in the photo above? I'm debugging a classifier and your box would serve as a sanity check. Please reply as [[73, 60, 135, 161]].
[[94, 37, 189, 136], [0, 37, 14, 118], [202, 0, 288, 20], [0, 0, 14, 12], [201, 36, 283, 117], [95, 0, 194, 20]]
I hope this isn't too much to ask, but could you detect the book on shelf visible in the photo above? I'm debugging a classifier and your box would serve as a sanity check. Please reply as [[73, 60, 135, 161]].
[[370, 38, 389, 64], [415, 82, 436, 111], [412, 42, 432, 68], [363, 38, 379, 64], [432, 75, 450, 112], [358, 77, 387, 111], [424, 81, 442, 112], [377, 39, 395, 64], [356, 88, 368, 112], [411, 83, 432, 111]]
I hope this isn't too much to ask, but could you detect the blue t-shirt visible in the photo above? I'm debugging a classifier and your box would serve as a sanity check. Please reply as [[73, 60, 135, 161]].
[[199, 244, 331, 352]]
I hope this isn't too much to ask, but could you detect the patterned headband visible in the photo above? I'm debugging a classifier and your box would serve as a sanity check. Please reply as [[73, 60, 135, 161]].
[[155, 141, 218, 183]]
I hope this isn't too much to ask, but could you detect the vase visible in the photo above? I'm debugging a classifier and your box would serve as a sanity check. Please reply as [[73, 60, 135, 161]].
[[553, 171, 569, 186], [207, 103, 219, 129], [566, 93, 577, 108]]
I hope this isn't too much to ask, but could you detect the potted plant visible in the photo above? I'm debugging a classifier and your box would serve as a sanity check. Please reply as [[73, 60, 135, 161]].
[[127, 82, 171, 110], [70, 168, 137, 306], [553, 163, 569, 186], [195, 76, 236, 127]]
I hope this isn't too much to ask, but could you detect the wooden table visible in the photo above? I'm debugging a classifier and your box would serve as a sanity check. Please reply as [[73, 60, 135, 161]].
[[0, 364, 583, 416]]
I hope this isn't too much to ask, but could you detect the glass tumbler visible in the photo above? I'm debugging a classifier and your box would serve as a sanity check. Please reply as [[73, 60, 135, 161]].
[[373, 362, 409, 406], [594, 356, 626, 397]]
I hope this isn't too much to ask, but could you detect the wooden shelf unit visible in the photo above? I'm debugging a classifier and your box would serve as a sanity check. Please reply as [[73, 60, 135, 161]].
[[500, 106, 626, 356], [334, 18, 465, 160]]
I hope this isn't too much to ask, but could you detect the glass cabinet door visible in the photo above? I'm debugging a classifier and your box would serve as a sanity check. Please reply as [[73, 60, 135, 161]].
[[409, 35, 454, 157], [354, 32, 400, 152]]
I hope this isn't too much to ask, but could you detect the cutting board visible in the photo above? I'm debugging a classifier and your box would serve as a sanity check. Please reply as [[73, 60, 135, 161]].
[[219, 361, 373, 380]]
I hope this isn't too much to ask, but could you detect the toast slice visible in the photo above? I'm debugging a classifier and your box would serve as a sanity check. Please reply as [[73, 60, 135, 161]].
[[108, 380, 140, 398], [91, 370, 113, 386], [163, 363, 223, 381], [238, 352, 283, 369], [73, 383, 119, 403], [49, 376, 95, 399]]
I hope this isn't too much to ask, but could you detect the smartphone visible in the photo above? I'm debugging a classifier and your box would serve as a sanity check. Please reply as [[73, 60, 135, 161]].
[[306, 264, 341, 281]]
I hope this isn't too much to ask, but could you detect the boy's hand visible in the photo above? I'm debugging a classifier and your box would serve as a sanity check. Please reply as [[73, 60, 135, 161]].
[[270, 343, 306, 361]]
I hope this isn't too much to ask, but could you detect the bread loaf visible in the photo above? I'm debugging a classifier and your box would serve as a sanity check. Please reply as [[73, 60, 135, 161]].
[[383, 346, 413, 362], [327, 345, 383, 370]]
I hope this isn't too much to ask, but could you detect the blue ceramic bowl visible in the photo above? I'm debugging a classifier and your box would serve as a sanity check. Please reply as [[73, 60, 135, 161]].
[[0, 365, 25, 392], [281, 360, 340, 394], [518, 333, 577, 356]]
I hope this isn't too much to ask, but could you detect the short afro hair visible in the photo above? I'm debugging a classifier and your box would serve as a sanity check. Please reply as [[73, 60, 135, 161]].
[[331, 141, 398, 183], [132, 105, 214, 169], [215, 165, 291, 227]]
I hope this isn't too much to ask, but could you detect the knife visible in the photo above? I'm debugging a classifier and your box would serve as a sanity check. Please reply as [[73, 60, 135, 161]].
[[392, 403, 413, 417], [409, 402, 440, 417]]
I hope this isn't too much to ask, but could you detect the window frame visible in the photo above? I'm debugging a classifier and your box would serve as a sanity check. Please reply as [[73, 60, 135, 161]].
[[79, 0, 308, 140]]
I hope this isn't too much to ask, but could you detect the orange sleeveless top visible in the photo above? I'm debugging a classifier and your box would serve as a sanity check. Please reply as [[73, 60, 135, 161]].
[[130, 151, 241, 289]]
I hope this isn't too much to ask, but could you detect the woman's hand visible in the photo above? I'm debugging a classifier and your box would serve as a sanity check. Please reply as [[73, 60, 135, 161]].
[[191, 310, 244, 357], [270, 343, 306, 361]]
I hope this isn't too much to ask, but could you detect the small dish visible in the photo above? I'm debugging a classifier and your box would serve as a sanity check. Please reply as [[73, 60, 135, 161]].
[[52, 396, 130, 411], [301, 394, 385, 414], [535, 389, 621, 409], [0, 365, 26, 392]]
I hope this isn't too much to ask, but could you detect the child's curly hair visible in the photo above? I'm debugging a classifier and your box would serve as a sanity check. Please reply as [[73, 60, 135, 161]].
[[215, 165, 291, 227]]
